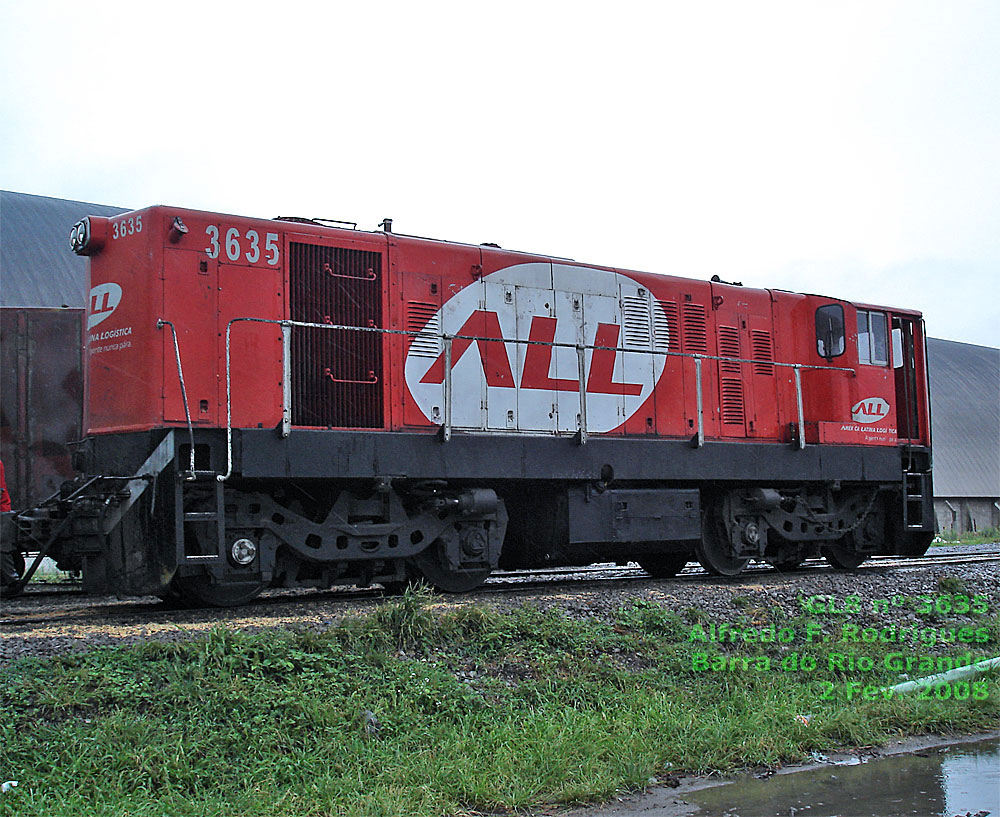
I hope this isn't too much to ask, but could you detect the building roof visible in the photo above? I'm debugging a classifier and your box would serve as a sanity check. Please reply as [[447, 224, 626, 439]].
[[0, 190, 128, 309], [927, 337, 1000, 498]]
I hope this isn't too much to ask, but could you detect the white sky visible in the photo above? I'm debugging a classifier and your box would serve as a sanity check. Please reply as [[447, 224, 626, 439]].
[[2, 0, 997, 347]]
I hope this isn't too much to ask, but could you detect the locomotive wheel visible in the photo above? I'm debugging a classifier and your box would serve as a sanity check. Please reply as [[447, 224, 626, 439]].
[[696, 538, 750, 577], [412, 539, 492, 593], [696, 504, 749, 577], [171, 575, 266, 607], [638, 553, 690, 578], [821, 539, 866, 570]]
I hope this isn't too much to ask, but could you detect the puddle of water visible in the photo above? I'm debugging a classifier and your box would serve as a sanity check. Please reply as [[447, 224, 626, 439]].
[[685, 738, 1000, 817]]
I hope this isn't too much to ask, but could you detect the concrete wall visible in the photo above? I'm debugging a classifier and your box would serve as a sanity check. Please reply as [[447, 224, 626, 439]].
[[934, 497, 1000, 536]]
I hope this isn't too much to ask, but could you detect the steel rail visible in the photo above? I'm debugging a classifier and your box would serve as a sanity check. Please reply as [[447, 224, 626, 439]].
[[4, 549, 997, 629]]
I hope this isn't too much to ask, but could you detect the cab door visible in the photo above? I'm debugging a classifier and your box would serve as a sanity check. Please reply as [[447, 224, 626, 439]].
[[892, 315, 928, 444]]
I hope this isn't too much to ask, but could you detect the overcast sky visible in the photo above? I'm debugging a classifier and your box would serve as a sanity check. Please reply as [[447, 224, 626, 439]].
[[1, 0, 997, 347]]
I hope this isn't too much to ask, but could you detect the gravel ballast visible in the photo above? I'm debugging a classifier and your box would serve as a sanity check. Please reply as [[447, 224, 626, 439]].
[[2, 558, 997, 666]]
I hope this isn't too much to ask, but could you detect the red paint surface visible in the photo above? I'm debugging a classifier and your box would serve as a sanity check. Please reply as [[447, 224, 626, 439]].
[[83, 205, 930, 449]]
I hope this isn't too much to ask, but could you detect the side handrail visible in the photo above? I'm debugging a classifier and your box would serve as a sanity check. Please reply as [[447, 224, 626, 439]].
[[156, 320, 197, 478], [187, 316, 856, 480]]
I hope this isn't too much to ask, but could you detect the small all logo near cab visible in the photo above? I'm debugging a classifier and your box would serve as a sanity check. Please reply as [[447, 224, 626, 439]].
[[87, 282, 122, 329], [852, 397, 890, 424]]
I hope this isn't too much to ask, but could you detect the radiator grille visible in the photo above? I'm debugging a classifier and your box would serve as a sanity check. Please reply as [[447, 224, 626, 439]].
[[289, 242, 383, 428], [681, 303, 708, 354], [717, 325, 741, 373], [717, 325, 744, 426], [750, 330, 774, 375], [654, 300, 680, 352], [721, 378, 746, 425]]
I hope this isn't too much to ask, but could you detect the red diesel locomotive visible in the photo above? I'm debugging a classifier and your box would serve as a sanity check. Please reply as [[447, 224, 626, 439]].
[[2, 206, 935, 605]]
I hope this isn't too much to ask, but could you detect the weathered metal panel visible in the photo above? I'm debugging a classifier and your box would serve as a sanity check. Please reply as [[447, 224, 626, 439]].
[[0, 308, 83, 508]]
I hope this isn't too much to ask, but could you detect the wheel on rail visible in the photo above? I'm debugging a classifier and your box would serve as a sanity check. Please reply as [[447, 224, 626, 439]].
[[821, 539, 867, 570], [170, 575, 266, 607], [638, 553, 690, 578], [696, 501, 750, 577], [412, 537, 492, 593]]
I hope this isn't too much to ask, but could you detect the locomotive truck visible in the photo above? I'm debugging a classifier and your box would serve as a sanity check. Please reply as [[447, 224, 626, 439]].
[[0, 206, 935, 605]]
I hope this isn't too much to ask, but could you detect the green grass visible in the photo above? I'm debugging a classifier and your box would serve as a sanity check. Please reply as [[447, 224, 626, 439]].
[[1, 588, 997, 816], [933, 526, 1000, 546], [16, 556, 77, 584]]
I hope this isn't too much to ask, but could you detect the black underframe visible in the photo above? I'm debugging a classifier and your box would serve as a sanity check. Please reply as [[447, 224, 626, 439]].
[[90, 427, 910, 487]]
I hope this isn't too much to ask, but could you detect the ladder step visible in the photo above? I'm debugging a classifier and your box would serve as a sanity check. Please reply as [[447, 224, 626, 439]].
[[184, 512, 219, 522]]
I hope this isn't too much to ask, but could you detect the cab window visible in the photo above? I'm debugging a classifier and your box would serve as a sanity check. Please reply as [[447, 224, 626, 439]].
[[815, 304, 845, 360], [857, 309, 888, 365]]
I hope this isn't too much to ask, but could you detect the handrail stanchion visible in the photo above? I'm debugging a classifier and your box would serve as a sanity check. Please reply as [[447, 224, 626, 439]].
[[794, 365, 806, 450], [695, 356, 705, 448], [156, 319, 197, 478], [577, 344, 588, 444], [281, 321, 292, 439], [443, 335, 453, 442]]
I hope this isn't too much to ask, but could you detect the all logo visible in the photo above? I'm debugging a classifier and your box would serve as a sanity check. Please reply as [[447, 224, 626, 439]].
[[404, 264, 669, 433], [851, 397, 890, 424], [87, 283, 122, 329]]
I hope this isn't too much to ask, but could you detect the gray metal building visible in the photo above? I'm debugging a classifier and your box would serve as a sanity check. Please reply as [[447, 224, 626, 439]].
[[927, 337, 1000, 535]]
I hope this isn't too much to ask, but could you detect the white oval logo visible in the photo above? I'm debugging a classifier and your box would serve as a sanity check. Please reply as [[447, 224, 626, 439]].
[[87, 283, 122, 329], [404, 263, 669, 433], [852, 397, 890, 424]]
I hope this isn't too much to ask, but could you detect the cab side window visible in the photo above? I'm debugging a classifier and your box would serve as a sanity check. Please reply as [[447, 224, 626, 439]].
[[815, 304, 845, 360], [857, 309, 888, 365]]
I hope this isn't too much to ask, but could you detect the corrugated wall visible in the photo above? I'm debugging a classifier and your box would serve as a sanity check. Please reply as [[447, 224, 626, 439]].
[[927, 338, 1000, 499], [0, 308, 83, 508]]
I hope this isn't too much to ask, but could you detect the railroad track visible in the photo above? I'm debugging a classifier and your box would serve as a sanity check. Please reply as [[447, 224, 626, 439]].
[[487, 549, 1000, 586], [3, 546, 997, 630]]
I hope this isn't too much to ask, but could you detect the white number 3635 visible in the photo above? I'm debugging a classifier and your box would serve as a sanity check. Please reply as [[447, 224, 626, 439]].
[[204, 225, 279, 266]]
